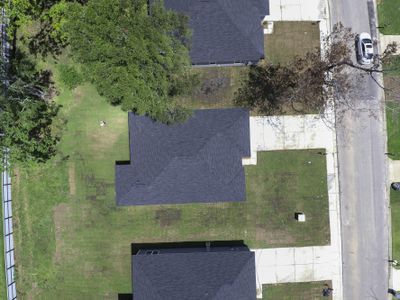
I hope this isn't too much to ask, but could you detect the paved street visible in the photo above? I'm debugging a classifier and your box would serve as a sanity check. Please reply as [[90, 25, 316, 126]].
[[329, 0, 390, 299]]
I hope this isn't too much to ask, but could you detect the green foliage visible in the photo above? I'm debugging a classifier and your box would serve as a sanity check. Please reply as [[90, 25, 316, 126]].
[[0, 82, 61, 167], [378, 0, 400, 35], [3, 0, 86, 57], [57, 64, 84, 89], [234, 63, 297, 115], [0, 53, 62, 168], [65, 0, 192, 122]]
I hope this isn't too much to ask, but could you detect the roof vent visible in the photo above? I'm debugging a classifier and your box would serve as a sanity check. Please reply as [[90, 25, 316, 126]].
[[206, 241, 211, 251]]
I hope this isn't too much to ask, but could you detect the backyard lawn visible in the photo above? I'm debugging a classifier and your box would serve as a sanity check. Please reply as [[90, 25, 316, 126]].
[[262, 281, 332, 300], [264, 21, 321, 65], [11, 70, 330, 298], [378, 0, 400, 35]]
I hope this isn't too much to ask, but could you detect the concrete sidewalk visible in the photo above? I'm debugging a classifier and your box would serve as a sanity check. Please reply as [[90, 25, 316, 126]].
[[380, 34, 400, 55], [248, 113, 343, 299]]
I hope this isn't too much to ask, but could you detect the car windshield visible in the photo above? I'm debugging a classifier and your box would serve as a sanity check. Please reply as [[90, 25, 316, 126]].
[[367, 53, 373, 59], [366, 44, 373, 48], [363, 38, 372, 44]]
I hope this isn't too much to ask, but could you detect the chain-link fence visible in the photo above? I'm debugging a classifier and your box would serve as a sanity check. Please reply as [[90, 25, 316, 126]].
[[2, 167, 16, 300], [1, 2, 17, 299]]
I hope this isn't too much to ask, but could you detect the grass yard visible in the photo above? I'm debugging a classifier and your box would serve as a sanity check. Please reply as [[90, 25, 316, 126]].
[[262, 281, 332, 300], [12, 64, 329, 297], [386, 101, 400, 158], [176, 66, 247, 109], [378, 0, 400, 35], [264, 21, 321, 65], [384, 53, 400, 264], [391, 190, 400, 262]]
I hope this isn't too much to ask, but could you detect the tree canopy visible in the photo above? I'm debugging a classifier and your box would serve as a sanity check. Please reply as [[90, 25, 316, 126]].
[[235, 23, 398, 116], [65, 0, 193, 123], [0, 53, 61, 168], [3, 0, 86, 57]]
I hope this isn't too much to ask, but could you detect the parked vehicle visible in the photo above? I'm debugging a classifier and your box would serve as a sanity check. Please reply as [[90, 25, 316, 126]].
[[355, 32, 374, 65], [391, 182, 400, 191]]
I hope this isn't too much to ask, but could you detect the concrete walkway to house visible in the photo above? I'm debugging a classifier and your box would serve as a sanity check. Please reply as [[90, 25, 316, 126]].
[[246, 112, 343, 299], [392, 268, 400, 290], [389, 159, 400, 183], [264, 0, 328, 22], [262, 0, 331, 38]]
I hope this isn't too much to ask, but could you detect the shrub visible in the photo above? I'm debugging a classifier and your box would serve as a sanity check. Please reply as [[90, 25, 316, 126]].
[[58, 64, 84, 89]]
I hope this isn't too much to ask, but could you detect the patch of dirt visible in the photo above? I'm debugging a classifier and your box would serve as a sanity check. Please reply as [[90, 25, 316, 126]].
[[13, 167, 20, 187], [86, 195, 97, 202], [271, 196, 285, 212], [68, 163, 76, 196], [73, 86, 83, 104], [53, 203, 71, 264], [384, 75, 400, 101], [199, 77, 230, 96], [155, 208, 182, 227], [90, 122, 121, 153], [255, 226, 296, 246]]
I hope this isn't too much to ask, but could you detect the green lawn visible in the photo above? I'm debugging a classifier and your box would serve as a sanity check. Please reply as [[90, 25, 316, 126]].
[[386, 101, 400, 158], [385, 50, 400, 265], [262, 281, 332, 300], [264, 21, 321, 65], [378, 0, 400, 35], [12, 64, 329, 297], [391, 190, 400, 262], [176, 66, 247, 109]]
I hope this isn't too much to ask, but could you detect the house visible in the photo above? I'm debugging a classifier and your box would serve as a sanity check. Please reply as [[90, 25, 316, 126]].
[[162, 0, 269, 66], [131, 241, 257, 300], [115, 108, 250, 206]]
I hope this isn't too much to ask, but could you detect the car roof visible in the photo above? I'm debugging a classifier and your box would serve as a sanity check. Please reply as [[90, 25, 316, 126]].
[[359, 32, 372, 41]]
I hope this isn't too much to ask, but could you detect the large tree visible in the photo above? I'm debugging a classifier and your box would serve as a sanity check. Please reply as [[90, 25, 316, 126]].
[[0, 53, 61, 168], [3, 0, 89, 57], [65, 0, 193, 123], [235, 23, 398, 116]]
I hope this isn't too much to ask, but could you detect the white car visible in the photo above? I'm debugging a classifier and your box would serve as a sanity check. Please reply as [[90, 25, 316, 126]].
[[355, 32, 374, 65]]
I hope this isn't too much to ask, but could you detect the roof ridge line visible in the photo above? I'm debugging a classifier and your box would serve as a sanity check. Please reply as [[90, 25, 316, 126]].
[[132, 111, 245, 195], [214, 253, 255, 298], [216, 0, 263, 57]]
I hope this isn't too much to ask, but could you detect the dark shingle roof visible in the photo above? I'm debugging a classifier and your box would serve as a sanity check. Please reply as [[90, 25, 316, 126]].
[[115, 108, 250, 206], [163, 0, 269, 65], [132, 243, 256, 300]]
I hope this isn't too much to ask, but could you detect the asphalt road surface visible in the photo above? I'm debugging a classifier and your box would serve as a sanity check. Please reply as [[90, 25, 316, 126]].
[[329, 0, 390, 299]]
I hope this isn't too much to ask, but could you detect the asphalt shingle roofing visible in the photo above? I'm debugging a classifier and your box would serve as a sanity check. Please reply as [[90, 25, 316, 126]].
[[132, 244, 256, 300], [115, 108, 250, 206], [163, 0, 269, 65]]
